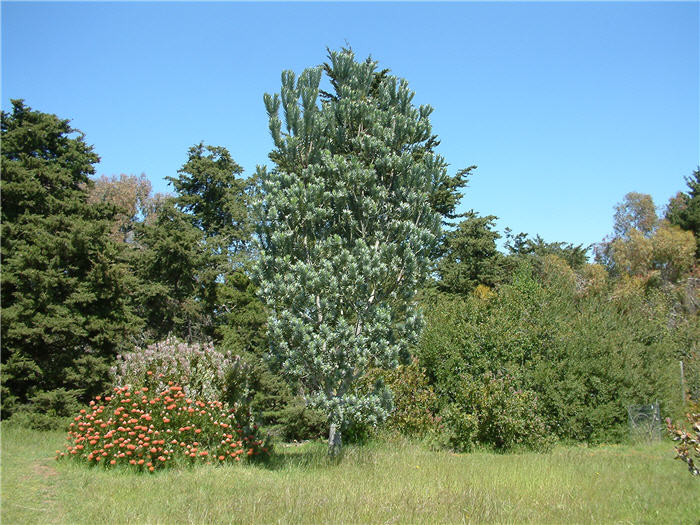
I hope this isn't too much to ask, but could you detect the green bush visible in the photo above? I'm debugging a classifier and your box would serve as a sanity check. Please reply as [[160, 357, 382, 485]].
[[441, 373, 551, 452], [417, 261, 689, 445], [359, 359, 441, 438], [6, 388, 81, 431]]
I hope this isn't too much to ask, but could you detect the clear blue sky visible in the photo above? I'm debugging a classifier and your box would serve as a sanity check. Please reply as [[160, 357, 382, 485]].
[[3, 1, 698, 251]]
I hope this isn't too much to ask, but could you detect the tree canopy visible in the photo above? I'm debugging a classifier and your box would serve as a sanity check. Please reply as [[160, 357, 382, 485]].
[[1, 100, 139, 421]]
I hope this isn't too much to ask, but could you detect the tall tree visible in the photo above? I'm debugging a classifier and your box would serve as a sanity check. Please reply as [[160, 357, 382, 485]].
[[596, 191, 695, 282], [1, 100, 139, 422], [167, 142, 253, 259], [133, 198, 210, 341], [256, 48, 447, 455], [666, 168, 700, 258], [437, 212, 504, 295], [134, 143, 259, 343], [612, 192, 658, 238]]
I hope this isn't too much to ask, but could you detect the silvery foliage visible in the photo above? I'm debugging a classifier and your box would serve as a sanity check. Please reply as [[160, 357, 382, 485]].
[[255, 49, 446, 430], [111, 337, 240, 401]]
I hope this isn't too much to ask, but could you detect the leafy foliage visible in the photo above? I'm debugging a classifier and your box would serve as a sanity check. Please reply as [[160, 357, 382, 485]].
[[357, 359, 441, 438], [441, 372, 551, 452], [416, 259, 691, 445], [597, 192, 696, 283], [87, 173, 153, 242], [666, 402, 700, 476]]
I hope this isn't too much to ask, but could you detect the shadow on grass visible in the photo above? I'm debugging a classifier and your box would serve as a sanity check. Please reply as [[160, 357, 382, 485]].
[[257, 440, 369, 471]]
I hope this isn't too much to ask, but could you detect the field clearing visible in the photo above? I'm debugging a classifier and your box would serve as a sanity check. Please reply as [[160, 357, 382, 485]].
[[1, 424, 698, 524]]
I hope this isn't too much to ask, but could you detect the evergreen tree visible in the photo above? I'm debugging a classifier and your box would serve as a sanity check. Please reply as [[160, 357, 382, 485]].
[[1, 100, 139, 423], [132, 198, 210, 341], [504, 230, 589, 270], [256, 48, 446, 455], [667, 168, 700, 258], [436, 212, 504, 295], [167, 142, 253, 258], [134, 143, 258, 343]]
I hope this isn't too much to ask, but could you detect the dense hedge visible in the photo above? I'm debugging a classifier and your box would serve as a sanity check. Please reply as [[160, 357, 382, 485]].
[[416, 259, 697, 447]]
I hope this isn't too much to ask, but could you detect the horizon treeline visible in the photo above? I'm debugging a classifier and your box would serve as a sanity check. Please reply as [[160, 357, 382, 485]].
[[2, 91, 698, 448]]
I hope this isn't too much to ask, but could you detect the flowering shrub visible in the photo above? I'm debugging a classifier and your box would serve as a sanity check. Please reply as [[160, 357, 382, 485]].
[[56, 383, 270, 472], [666, 402, 700, 476], [111, 338, 245, 402]]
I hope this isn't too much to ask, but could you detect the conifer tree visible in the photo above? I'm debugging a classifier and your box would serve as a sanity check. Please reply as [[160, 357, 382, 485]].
[[256, 48, 446, 455], [667, 168, 700, 258], [1, 100, 139, 423]]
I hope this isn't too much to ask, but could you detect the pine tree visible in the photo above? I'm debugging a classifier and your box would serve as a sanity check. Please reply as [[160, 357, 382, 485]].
[[256, 48, 446, 456]]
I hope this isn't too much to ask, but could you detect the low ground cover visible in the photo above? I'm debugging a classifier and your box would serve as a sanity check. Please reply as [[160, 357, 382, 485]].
[[2, 424, 698, 524]]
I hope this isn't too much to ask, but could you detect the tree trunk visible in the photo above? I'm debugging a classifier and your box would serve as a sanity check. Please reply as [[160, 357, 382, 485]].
[[328, 423, 342, 458]]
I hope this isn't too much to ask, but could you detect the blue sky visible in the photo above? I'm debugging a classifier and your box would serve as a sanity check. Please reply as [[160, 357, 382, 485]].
[[2, 1, 698, 251]]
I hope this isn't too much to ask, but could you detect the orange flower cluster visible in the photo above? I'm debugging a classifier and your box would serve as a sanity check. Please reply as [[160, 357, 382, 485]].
[[57, 383, 270, 472]]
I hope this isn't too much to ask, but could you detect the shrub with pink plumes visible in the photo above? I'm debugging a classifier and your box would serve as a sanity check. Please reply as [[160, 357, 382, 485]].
[[110, 338, 249, 403]]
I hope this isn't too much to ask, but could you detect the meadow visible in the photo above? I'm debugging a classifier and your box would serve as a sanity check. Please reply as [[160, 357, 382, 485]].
[[2, 424, 698, 524]]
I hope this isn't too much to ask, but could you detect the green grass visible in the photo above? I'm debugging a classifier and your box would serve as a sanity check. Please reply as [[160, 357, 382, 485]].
[[2, 424, 698, 524]]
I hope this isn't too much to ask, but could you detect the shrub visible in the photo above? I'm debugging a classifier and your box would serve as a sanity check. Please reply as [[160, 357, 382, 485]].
[[359, 359, 441, 438], [417, 264, 689, 445], [441, 372, 552, 452], [56, 384, 270, 472], [7, 388, 81, 431], [666, 402, 700, 476], [111, 338, 240, 402]]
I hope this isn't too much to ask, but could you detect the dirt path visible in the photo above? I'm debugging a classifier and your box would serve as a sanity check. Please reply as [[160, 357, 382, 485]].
[[26, 457, 64, 523]]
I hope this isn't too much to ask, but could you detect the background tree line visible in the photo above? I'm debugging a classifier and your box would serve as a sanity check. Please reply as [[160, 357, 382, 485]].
[[2, 85, 698, 449]]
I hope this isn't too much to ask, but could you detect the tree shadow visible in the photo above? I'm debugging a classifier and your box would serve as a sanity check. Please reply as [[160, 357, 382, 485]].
[[256, 441, 348, 471]]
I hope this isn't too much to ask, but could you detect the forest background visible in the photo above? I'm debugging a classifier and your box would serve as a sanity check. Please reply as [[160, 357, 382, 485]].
[[1, 2, 699, 452]]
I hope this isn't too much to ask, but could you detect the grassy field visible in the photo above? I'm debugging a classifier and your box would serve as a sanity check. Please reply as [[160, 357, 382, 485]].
[[1, 424, 698, 524]]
